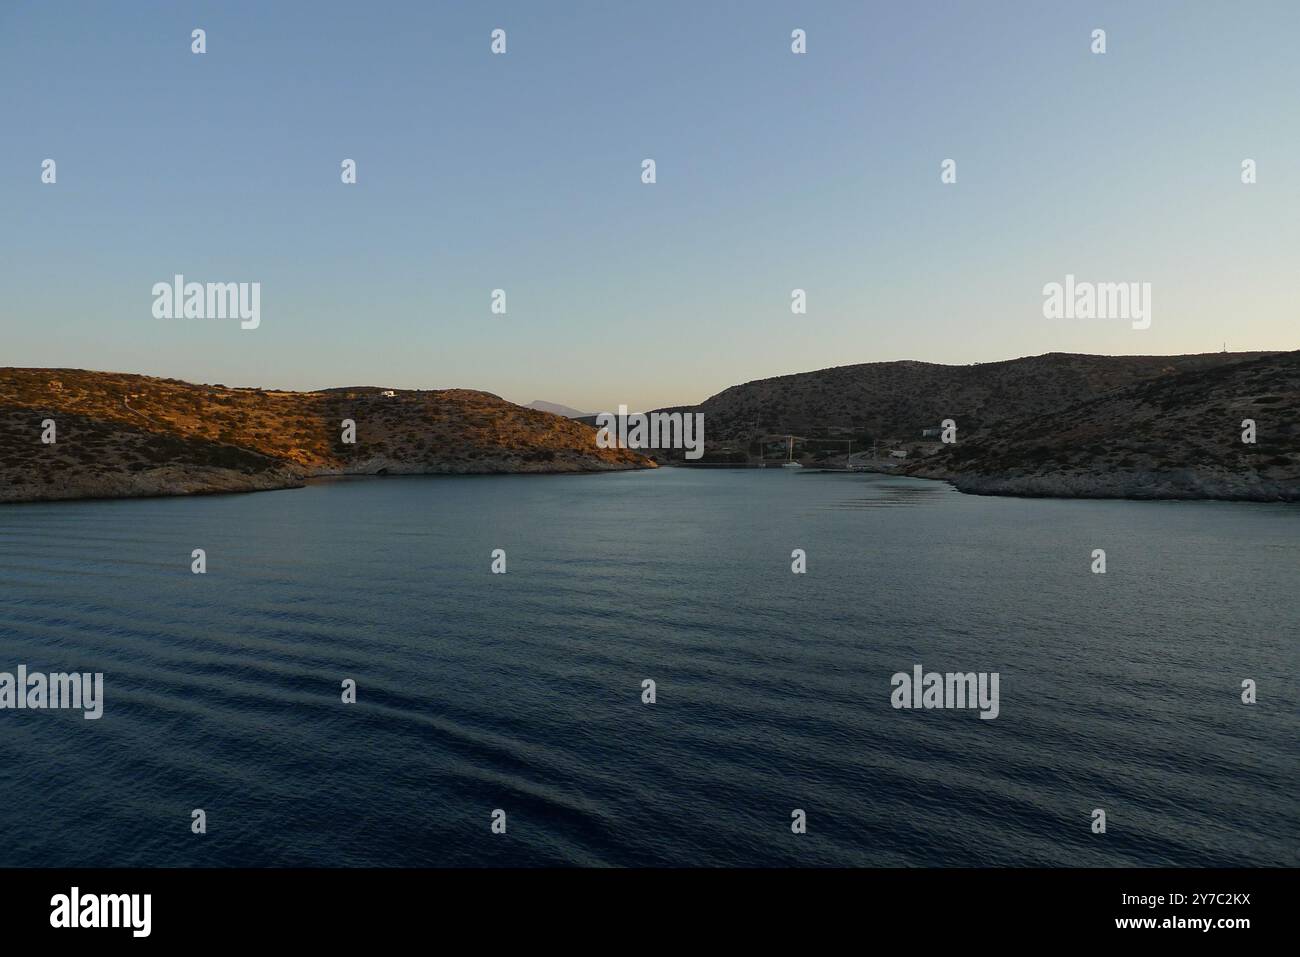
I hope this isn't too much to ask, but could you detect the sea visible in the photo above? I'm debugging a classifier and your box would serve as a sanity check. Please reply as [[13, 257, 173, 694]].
[[1, 468, 1296, 867]]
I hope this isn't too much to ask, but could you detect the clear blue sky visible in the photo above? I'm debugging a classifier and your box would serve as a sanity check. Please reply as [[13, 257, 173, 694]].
[[2, 1, 1297, 411]]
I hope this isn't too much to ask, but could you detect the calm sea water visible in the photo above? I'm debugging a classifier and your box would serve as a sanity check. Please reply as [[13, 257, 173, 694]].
[[1, 469, 1296, 867]]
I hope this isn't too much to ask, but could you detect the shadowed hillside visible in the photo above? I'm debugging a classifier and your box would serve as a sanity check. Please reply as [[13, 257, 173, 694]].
[[681, 352, 1275, 442], [904, 351, 1300, 501], [0, 370, 653, 503], [655, 350, 1296, 500]]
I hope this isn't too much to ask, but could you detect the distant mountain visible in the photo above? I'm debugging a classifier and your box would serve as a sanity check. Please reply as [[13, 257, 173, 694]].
[[525, 400, 589, 418], [0, 370, 653, 503]]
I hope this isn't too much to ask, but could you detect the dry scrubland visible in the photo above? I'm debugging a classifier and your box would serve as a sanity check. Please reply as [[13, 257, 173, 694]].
[[2, 351, 1295, 504], [905, 352, 1300, 500], [0, 370, 652, 503], [681, 351, 1299, 501]]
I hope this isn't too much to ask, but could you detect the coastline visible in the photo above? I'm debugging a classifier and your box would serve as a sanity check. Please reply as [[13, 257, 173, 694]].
[[901, 466, 1300, 503], [6, 458, 1293, 506], [0, 458, 655, 505]]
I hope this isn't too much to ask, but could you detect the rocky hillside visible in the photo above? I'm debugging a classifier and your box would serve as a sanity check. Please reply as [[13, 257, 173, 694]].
[[0, 370, 653, 503], [685, 352, 1275, 442], [659, 350, 1296, 501], [904, 351, 1299, 501]]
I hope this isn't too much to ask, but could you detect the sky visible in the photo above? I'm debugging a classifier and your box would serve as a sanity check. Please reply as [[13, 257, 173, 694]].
[[2, 1, 1297, 412]]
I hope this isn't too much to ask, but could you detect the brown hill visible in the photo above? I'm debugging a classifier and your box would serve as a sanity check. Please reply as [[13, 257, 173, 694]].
[[0, 370, 652, 503]]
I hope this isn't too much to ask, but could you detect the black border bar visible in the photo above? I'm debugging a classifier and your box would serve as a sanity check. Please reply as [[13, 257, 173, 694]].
[[0, 867, 1283, 943]]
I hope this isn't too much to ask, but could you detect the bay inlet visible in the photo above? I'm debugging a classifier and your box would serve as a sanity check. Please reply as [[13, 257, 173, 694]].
[[1, 469, 1294, 866]]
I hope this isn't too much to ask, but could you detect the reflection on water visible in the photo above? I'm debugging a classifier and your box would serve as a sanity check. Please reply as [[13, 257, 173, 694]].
[[821, 475, 954, 508]]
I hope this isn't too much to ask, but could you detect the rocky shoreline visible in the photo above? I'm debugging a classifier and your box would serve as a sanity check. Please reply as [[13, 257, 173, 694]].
[[0, 465, 306, 504], [5, 458, 1293, 506], [1, 456, 653, 505], [905, 466, 1300, 503]]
